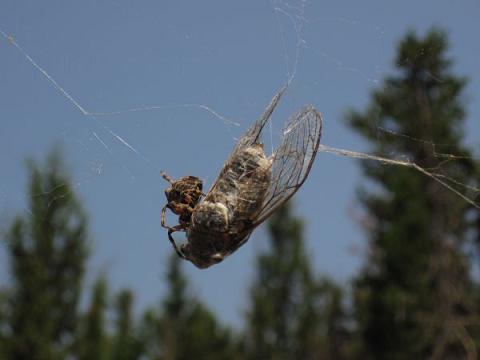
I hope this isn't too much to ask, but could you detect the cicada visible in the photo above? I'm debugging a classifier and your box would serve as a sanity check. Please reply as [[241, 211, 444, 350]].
[[161, 86, 322, 268]]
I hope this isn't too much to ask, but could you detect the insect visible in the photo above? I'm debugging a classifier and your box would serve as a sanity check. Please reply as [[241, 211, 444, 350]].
[[161, 86, 322, 268]]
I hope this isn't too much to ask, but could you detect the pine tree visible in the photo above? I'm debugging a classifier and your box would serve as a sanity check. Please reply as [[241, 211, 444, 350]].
[[245, 204, 348, 359], [347, 29, 478, 359], [142, 253, 238, 359], [316, 279, 351, 359], [3, 150, 89, 359], [180, 302, 240, 359], [77, 277, 109, 360], [161, 253, 190, 360], [111, 289, 144, 360], [0, 289, 7, 354]]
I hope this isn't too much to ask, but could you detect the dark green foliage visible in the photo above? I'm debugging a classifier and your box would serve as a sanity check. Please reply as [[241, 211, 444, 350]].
[[160, 253, 193, 360], [111, 289, 144, 360], [0, 289, 7, 354], [246, 203, 316, 359], [0, 149, 242, 359], [141, 254, 239, 359], [77, 277, 109, 360], [178, 303, 239, 359], [347, 29, 478, 359], [3, 150, 88, 359], [246, 204, 349, 359], [1, 28, 478, 360], [316, 279, 351, 359]]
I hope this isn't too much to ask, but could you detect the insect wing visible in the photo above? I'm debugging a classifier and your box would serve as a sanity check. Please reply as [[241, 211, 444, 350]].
[[232, 86, 287, 155], [253, 105, 322, 225], [203, 86, 287, 197]]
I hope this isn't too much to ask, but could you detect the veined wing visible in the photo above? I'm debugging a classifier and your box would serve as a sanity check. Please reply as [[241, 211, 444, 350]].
[[204, 86, 287, 196], [252, 104, 322, 226]]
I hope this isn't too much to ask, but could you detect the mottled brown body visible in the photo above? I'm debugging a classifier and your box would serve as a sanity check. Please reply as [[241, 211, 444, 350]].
[[161, 86, 323, 269], [183, 144, 271, 268], [162, 175, 203, 226]]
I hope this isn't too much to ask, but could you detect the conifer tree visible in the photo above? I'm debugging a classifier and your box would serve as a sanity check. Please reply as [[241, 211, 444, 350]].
[[246, 204, 348, 359], [143, 253, 238, 359], [111, 289, 144, 360], [161, 253, 190, 360], [347, 29, 478, 359], [316, 279, 350, 359], [3, 150, 89, 359], [77, 277, 109, 360], [0, 289, 7, 354]]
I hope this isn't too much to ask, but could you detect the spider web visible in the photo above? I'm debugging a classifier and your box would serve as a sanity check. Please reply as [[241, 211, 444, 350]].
[[1, 1, 478, 210], [1, 0, 479, 327]]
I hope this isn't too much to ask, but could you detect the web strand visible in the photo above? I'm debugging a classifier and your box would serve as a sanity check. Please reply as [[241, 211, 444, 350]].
[[90, 104, 239, 126], [2, 23, 478, 211], [318, 144, 480, 210], [0, 28, 239, 165], [0, 30, 148, 163], [1, 29, 89, 116], [271, 0, 307, 86]]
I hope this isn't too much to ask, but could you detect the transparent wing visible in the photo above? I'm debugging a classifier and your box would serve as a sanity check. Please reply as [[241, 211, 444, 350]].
[[253, 105, 322, 226], [204, 86, 321, 224], [205, 86, 287, 194], [231, 85, 287, 155]]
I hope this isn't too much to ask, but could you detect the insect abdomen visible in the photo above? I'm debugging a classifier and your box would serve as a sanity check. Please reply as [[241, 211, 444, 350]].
[[185, 144, 271, 267]]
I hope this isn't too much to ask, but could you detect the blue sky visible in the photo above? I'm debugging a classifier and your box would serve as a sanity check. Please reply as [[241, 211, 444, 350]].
[[1, 0, 479, 328]]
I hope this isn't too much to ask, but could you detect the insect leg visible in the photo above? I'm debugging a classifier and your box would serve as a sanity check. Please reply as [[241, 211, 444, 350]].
[[160, 204, 172, 230], [161, 204, 188, 230], [161, 205, 187, 258], [160, 171, 174, 184], [168, 227, 186, 259]]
